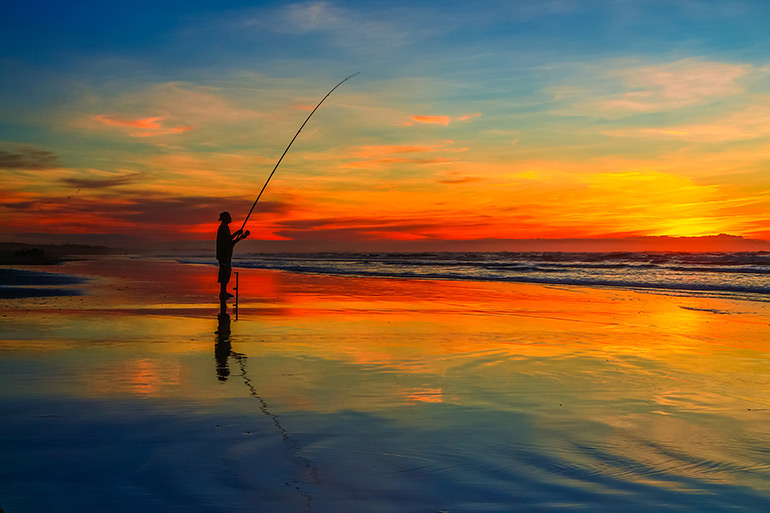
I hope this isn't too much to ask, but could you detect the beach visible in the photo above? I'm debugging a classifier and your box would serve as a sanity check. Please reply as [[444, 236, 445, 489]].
[[1, 256, 770, 512]]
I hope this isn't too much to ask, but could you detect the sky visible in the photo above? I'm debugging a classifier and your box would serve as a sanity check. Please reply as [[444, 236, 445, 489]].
[[2, 0, 770, 251]]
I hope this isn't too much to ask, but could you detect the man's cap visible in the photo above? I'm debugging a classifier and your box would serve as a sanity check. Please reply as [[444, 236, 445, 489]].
[[219, 211, 232, 221]]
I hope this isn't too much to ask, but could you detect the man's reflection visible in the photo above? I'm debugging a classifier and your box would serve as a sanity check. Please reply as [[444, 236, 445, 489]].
[[215, 309, 232, 381]]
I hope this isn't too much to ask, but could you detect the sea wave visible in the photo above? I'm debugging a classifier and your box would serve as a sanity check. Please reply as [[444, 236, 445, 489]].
[[178, 252, 770, 300]]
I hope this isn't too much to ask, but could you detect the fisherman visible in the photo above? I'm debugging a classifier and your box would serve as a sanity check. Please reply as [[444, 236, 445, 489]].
[[216, 211, 248, 300]]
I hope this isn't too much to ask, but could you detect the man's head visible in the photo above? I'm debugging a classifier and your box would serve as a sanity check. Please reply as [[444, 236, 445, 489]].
[[219, 211, 232, 224]]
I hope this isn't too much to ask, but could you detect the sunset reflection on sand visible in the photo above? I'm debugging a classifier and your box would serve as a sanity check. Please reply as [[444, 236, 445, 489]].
[[1, 258, 770, 512]]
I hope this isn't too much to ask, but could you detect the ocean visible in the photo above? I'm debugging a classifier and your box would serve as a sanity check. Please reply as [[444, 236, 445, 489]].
[[183, 251, 770, 301]]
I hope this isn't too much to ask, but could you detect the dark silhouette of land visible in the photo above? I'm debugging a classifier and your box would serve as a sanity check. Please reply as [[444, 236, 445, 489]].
[[0, 242, 122, 265]]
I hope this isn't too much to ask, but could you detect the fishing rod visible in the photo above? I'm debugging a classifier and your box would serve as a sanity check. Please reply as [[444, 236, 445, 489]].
[[239, 72, 360, 232]]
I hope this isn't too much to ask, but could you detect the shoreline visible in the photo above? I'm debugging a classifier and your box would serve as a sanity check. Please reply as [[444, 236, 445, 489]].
[[3, 253, 769, 305], [2, 256, 768, 352]]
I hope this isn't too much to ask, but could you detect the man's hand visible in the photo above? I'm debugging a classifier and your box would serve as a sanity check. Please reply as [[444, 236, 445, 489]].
[[243, 230, 250, 238]]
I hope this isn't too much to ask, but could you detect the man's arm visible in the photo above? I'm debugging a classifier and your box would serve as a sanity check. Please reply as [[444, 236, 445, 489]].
[[232, 229, 249, 244]]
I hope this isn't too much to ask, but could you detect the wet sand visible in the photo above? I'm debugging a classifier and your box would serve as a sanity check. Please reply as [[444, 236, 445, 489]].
[[1, 257, 770, 512]]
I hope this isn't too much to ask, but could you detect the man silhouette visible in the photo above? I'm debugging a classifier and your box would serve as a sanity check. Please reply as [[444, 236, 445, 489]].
[[216, 211, 248, 300]]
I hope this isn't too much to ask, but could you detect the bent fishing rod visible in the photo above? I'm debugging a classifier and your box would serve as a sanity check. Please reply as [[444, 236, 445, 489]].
[[239, 72, 360, 232]]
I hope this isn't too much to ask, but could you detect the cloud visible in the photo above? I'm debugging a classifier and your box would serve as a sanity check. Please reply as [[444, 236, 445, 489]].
[[294, 103, 316, 112], [436, 176, 482, 185], [134, 126, 195, 138], [95, 114, 194, 137], [283, 2, 345, 32], [346, 157, 452, 169], [602, 59, 748, 113], [268, 207, 565, 243], [272, 215, 442, 242], [0, 146, 60, 169], [0, 198, 37, 211], [550, 58, 751, 118], [115, 195, 291, 229], [601, 104, 770, 142], [353, 144, 463, 157], [95, 115, 164, 129], [404, 113, 482, 126], [270, 1, 420, 50], [61, 174, 139, 189], [410, 115, 451, 126], [457, 113, 482, 122], [72, 82, 267, 145], [345, 142, 468, 169], [130, 82, 264, 124], [116, 195, 241, 226], [1, 190, 294, 238]]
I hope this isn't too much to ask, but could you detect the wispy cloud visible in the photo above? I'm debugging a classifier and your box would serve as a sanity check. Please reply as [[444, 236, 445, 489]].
[[74, 82, 266, 143], [436, 175, 482, 185], [604, 59, 748, 111], [601, 104, 770, 142], [345, 142, 468, 169], [0, 146, 60, 169], [403, 113, 482, 126], [550, 58, 751, 118], [95, 115, 194, 137], [345, 156, 452, 169], [95, 115, 165, 130], [0, 191, 286, 237], [410, 115, 451, 126], [353, 144, 464, 157], [457, 113, 482, 121], [269, 1, 422, 50], [282, 2, 348, 33], [61, 172, 139, 189]]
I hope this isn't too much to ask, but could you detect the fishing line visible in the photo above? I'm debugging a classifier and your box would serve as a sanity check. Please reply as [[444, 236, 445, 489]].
[[232, 354, 320, 512], [215, 315, 319, 510], [239, 72, 360, 232]]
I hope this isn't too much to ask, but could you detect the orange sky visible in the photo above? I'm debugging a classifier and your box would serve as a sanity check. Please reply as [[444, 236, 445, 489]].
[[1, 2, 769, 250]]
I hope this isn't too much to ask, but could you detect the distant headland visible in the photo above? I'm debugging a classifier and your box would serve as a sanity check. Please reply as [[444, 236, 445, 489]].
[[0, 242, 124, 265], [2, 234, 768, 258]]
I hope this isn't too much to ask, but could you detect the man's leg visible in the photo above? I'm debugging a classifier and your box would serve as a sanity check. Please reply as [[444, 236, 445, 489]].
[[218, 265, 234, 299]]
